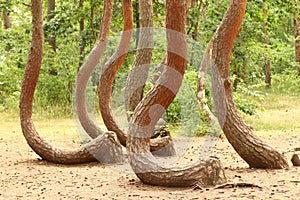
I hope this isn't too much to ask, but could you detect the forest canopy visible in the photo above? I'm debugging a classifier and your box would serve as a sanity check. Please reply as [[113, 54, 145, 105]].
[[0, 0, 299, 119]]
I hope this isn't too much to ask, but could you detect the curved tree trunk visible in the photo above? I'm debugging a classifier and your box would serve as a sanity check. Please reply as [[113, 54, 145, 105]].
[[126, 0, 226, 187], [123, 0, 175, 156], [98, 0, 174, 153], [98, 0, 133, 145], [211, 0, 288, 169], [124, 0, 153, 119], [20, 0, 123, 165], [75, 0, 114, 139]]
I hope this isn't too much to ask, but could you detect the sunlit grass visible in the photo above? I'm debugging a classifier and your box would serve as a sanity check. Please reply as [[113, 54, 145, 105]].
[[244, 93, 300, 133], [0, 111, 106, 147], [1, 92, 299, 143]]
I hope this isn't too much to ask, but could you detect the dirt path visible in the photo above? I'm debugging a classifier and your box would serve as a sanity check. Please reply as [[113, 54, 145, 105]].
[[1, 124, 299, 200]]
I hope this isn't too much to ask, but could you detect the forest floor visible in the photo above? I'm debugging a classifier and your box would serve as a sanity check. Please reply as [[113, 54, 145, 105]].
[[0, 94, 299, 200]]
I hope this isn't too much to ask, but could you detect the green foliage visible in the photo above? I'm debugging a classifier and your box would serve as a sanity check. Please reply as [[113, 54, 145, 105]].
[[233, 86, 263, 116], [0, 0, 299, 125], [0, 13, 31, 112], [268, 71, 300, 95]]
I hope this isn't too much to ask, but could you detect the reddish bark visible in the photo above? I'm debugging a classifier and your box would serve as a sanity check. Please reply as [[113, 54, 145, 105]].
[[124, 0, 153, 119], [211, 0, 288, 169], [98, 0, 133, 145], [126, 0, 226, 187], [20, 0, 123, 165], [98, 0, 174, 153]]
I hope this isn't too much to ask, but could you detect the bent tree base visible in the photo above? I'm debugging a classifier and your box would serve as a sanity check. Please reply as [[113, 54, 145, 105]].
[[134, 156, 226, 187], [20, 0, 124, 165], [126, 0, 226, 187], [211, 0, 288, 169]]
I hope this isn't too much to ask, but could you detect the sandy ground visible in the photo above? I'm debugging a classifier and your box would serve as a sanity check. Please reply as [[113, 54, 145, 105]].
[[0, 123, 299, 200]]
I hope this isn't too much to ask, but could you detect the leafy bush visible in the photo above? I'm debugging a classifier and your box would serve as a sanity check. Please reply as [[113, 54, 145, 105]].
[[270, 71, 300, 95], [233, 84, 264, 116]]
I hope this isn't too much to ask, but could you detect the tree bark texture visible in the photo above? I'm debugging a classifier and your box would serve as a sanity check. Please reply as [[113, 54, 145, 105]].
[[47, 0, 56, 51], [126, 0, 226, 187], [98, 0, 133, 145], [75, 0, 113, 139], [211, 0, 288, 169], [124, 0, 154, 119], [98, 0, 174, 153], [293, 1, 300, 76], [2, 10, 12, 29], [123, 0, 175, 156], [20, 0, 123, 165]]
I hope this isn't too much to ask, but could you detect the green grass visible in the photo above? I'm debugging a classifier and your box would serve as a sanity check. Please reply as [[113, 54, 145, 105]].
[[244, 93, 300, 133], [0, 113, 80, 142], [1, 91, 299, 142]]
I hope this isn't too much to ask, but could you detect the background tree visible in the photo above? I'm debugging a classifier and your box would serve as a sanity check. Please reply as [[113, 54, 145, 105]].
[[1, 0, 298, 116], [47, 0, 56, 51], [262, 2, 271, 88], [1, 0, 12, 29], [78, 0, 85, 67], [2, 9, 11, 29], [293, 0, 300, 76]]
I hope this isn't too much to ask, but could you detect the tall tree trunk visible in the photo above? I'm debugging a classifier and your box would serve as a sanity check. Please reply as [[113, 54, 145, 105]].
[[293, 1, 300, 76], [124, 0, 175, 155], [2, 10, 12, 29], [78, 0, 85, 67], [47, 0, 56, 51], [124, 0, 153, 119], [126, 0, 226, 187], [98, 0, 133, 145], [263, 2, 271, 87], [20, 0, 123, 165], [211, 0, 288, 169], [98, 0, 174, 153]]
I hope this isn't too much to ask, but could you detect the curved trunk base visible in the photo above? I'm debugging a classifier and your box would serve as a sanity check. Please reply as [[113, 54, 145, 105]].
[[150, 137, 176, 157], [20, 0, 124, 165], [75, 0, 113, 139], [85, 131, 124, 164], [131, 156, 226, 187]]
